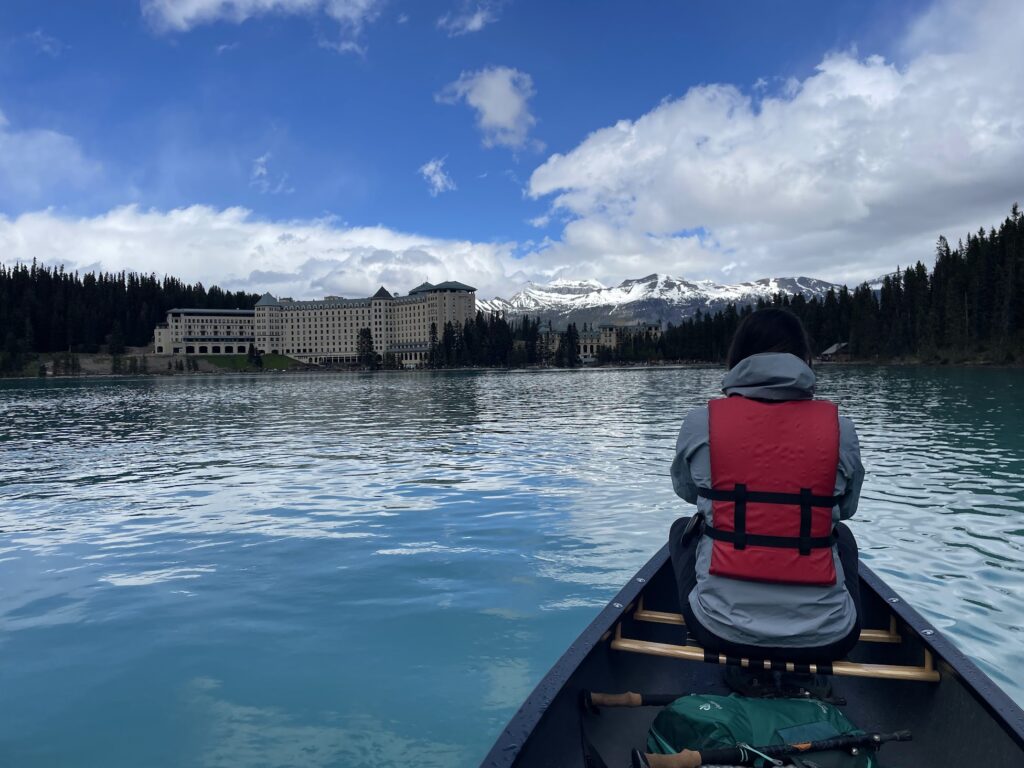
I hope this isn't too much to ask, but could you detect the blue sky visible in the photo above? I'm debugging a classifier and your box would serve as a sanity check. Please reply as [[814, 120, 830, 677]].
[[1, 0, 1021, 298]]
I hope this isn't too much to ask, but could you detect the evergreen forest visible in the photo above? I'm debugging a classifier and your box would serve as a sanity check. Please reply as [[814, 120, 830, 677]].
[[1, 205, 1022, 374]]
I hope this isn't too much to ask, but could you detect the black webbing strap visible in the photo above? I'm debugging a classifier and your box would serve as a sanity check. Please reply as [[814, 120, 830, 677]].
[[799, 488, 813, 555], [703, 526, 836, 549], [733, 483, 747, 550], [697, 486, 844, 507], [697, 484, 841, 555]]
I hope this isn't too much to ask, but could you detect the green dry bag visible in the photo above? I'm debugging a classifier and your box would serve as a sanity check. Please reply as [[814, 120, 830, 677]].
[[647, 694, 879, 768]]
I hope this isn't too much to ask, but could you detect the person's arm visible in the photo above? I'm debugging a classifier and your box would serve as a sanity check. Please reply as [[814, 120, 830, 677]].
[[670, 408, 709, 504], [837, 416, 864, 520]]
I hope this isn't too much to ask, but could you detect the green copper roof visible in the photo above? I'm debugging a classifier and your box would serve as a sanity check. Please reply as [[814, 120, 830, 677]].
[[407, 280, 476, 294], [255, 292, 280, 307], [430, 281, 476, 292]]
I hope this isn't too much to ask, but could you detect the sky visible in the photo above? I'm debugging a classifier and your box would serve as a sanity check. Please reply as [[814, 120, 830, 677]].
[[0, 0, 1022, 299]]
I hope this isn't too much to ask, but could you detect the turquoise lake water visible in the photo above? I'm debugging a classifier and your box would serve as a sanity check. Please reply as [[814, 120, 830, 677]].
[[0, 367, 1022, 766]]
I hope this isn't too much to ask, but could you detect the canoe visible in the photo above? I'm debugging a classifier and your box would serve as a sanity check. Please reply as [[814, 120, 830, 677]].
[[482, 545, 1024, 767]]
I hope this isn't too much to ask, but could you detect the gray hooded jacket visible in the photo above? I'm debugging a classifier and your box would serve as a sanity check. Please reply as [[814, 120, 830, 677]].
[[670, 353, 864, 648]]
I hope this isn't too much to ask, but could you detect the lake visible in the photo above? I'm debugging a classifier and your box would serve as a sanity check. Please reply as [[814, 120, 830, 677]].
[[0, 366, 1021, 767]]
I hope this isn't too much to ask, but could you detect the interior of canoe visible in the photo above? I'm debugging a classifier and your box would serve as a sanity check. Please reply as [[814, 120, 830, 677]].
[[501, 552, 1024, 768]]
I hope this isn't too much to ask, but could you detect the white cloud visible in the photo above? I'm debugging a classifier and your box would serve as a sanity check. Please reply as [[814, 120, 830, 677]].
[[250, 152, 294, 194], [141, 0, 383, 52], [436, 66, 539, 150], [0, 205, 522, 300], [0, 109, 101, 206], [437, 2, 502, 36], [26, 28, 65, 57], [215, 41, 240, 53], [418, 157, 457, 197], [526, 0, 1024, 285], [251, 153, 270, 183]]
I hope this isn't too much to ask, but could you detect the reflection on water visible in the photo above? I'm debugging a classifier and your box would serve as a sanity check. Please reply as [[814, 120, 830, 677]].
[[184, 676, 470, 768], [0, 367, 1021, 766]]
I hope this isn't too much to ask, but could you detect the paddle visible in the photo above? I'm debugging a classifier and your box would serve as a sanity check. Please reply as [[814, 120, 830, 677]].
[[631, 730, 912, 768], [583, 691, 680, 710], [583, 689, 847, 710]]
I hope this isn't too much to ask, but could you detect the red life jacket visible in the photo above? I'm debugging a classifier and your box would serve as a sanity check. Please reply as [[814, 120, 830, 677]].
[[698, 396, 842, 587]]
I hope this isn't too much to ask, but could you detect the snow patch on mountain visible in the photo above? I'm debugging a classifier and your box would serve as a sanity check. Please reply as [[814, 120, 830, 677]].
[[546, 278, 607, 293]]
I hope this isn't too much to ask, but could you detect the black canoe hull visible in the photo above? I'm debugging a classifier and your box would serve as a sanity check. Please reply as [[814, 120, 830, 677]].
[[482, 545, 1024, 767]]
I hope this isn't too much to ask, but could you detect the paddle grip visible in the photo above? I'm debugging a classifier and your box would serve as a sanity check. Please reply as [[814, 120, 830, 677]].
[[587, 691, 642, 708], [640, 751, 701, 768]]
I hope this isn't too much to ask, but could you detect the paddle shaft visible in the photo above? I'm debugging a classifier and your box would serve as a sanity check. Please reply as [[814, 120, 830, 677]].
[[585, 689, 849, 709], [586, 691, 679, 708], [640, 730, 912, 768]]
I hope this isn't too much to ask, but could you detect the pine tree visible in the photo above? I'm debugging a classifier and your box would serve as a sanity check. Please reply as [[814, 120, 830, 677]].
[[563, 323, 581, 367], [357, 328, 375, 368], [428, 322, 439, 368]]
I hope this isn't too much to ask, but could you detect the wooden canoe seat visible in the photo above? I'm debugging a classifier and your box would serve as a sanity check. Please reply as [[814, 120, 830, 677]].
[[632, 597, 903, 644], [610, 598, 939, 683]]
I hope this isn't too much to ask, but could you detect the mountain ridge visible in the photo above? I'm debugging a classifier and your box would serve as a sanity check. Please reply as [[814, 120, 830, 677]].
[[476, 273, 842, 327]]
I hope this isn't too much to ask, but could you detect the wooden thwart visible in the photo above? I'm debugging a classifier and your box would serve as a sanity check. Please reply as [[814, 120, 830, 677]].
[[634, 597, 902, 644], [610, 623, 940, 682]]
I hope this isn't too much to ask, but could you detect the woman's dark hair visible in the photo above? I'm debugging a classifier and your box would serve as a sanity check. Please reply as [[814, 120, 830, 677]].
[[726, 308, 812, 369]]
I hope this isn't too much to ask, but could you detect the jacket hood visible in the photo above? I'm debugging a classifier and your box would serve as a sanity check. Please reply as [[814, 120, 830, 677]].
[[721, 352, 816, 400]]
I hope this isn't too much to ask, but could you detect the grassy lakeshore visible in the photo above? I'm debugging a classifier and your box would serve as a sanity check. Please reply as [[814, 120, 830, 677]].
[[199, 354, 303, 372]]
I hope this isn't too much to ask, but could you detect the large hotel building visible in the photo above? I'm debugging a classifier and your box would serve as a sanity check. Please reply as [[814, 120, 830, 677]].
[[153, 281, 476, 366]]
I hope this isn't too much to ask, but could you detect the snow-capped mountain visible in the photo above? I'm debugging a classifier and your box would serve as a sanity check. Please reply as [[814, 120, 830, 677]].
[[477, 274, 842, 327]]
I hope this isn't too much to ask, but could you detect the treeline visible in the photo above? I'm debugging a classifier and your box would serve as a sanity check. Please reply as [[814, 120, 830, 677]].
[[427, 315, 541, 368], [0, 262, 259, 373], [341, 315, 541, 370]]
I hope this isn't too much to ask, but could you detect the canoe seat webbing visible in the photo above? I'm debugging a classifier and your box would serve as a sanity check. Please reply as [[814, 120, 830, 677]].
[[612, 600, 938, 683]]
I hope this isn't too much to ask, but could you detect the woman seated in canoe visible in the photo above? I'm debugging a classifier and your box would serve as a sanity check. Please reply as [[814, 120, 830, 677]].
[[670, 307, 864, 664]]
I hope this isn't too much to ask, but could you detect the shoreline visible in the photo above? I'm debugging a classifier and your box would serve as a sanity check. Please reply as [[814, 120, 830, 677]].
[[3, 356, 1020, 383]]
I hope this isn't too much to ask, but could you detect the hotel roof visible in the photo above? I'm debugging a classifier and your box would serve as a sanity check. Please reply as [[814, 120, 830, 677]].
[[408, 280, 476, 294], [255, 292, 281, 307]]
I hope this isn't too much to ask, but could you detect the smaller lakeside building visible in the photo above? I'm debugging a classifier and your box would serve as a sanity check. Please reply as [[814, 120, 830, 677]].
[[538, 321, 663, 364], [152, 308, 255, 356]]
